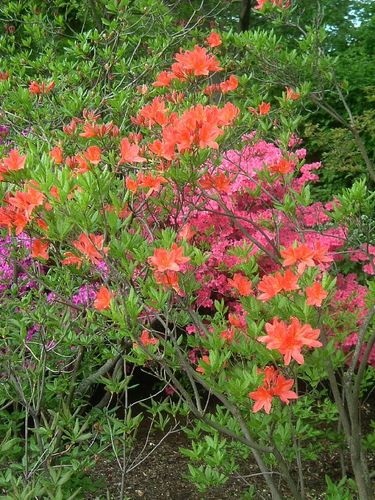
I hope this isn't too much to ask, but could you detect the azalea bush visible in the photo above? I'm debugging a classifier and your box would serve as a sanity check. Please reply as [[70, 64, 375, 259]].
[[0, 1, 374, 499]]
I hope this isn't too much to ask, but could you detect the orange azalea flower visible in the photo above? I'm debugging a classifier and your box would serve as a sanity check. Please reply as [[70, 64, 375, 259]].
[[135, 97, 169, 128], [286, 87, 300, 100], [199, 172, 231, 193], [119, 138, 146, 164], [149, 139, 175, 161], [83, 146, 101, 165], [140, 330, 158, 346], [249, 385, 273, 414], [63, 119, 78, 135], [206, 32, 222, 48], [228, 273, 253, 296], [177, 224, 196, 241], [153, 70, 174, 88], [72, 233, 108, 265], [306, 282, 328, 307], [249, 102, 271, 115], [35, 218, 49, 232], [219, 75, 238, 93], [0, 71, 9, 80], [3, 149, 26, 171], [6, 186, 45, 218], [31, 239, 49, 260], [277, 269, 300, 292], [138, 173, 167, 195], [79, 122, 117, 138], [125, 177, 139, 193], [50, 146, 63, 165], [62, 251, 83, 268], [74, 155, 90, 175], [258, 317, 322, 365], [94, 286, 112, 310], [154, 270, 184, 296], [281, 243, 316, 274], [228, 313, 246, 329], [50, 186, 60, 201], [218, 102, 240, 125], [312, 242, 333, 266], [149, 243, 190, 273], [196, 354, 210, 374], [220, 328, 235, 342], [204, 84, 219, 96], [82, 109, 100, 122], [29, 81, 55, 94], [249, 366, 297, 414], [198, 121, 223, 150], [172, 46, 222, 78], [258, 274, 283, 301], [269, 158, 294, 175]]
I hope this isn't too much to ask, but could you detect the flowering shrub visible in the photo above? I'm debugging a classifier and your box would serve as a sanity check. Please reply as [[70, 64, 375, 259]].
[[0, 1, 374, 499]]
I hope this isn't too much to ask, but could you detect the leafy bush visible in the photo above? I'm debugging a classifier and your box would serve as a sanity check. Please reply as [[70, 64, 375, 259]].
[[0, 1, 374, 499]]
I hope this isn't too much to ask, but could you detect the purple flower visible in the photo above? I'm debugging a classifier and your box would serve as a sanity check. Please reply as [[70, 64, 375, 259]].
[[72, 284, 97, 306], [27, 324, 41, 342]]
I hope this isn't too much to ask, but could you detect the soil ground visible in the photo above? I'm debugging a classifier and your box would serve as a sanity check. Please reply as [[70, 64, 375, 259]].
[[86, 400, 375, 500]]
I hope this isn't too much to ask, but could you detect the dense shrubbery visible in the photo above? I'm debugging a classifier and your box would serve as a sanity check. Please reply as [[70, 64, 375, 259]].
[[0, 1, 374, 498]]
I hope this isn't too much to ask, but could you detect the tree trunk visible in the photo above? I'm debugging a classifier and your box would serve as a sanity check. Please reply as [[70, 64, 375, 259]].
[[240, 0, 254, 32]]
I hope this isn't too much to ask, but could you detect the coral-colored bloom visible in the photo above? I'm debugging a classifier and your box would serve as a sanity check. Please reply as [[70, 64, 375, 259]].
[[154, 270, 184, 296], [3, 149, 26, 171], [125, 177, 138, 193], [249, 102, 271, 115], [312, 242, 333, 266], [178, 224, 196, 241], [149, 244, 190, 273], [134, 97, 169, 128], [140, 330, 158, 346], [137, 173, 167, 195], [0, 71, 9, 80], [228, 273, 253, 296], [94, 286, 112, 310], [31, 239, 49, 260], [277, 269, 300, 292], [221, 328, 235, 342], [172, 46, 222, 78], [286, 87, 300, 101], [63, 119, 78, 135], [198, 121, 223, 149], [29, 81, 55, 94], [196, 354, 210, 374], [249, 386, 274, 413], [84, 146, 101, 165], [199, 172, 231, 193], [119, 138, 146, 164], [50, 186, 60, 201], [50, 146, 63, 165], [36, 218, 49, 232], [62, 252, 83, 268], [306, 282, 328, 307], [258, 317, 322, 365], [72, 233, 108, 265], [6, 186, 44, 218], [79, 122, 117, 138], [153, 70, 174, 88], [206, 32, 222, 48], [281, 244, 316, 274], [258, 275, 282, 301], [269, 158, 294, 175], [220, 75, 238, 93], [249, 366, 297, 414]]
